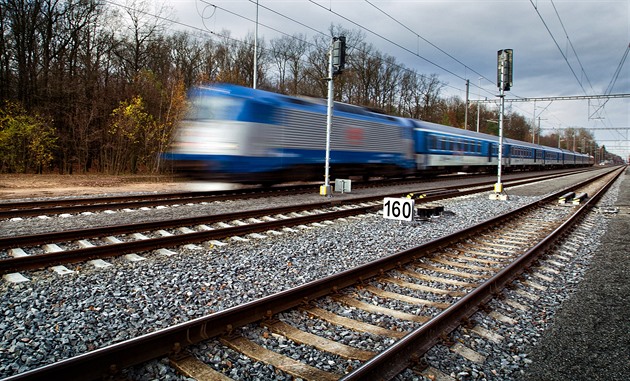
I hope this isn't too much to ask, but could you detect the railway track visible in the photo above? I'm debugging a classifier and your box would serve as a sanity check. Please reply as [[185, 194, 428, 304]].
[[0, 169, 593, 220], [0, 168, 604, 276], [2, 166, 622, 381]]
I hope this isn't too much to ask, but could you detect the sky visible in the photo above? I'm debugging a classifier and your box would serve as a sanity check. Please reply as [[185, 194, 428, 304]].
[[160, 0, 629, 159]]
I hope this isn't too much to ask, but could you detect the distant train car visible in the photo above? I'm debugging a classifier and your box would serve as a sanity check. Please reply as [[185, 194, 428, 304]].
[[411, 119, 498, 173], [165, 83, 592, 184], [165, 83, 415, 184]]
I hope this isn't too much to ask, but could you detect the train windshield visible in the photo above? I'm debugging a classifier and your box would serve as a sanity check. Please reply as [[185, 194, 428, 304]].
[[185, 94, 244, 121]]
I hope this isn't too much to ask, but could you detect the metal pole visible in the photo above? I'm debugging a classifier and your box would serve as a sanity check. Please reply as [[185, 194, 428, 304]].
[[321, 42, 334, 196], [464, 79, 469, 130], [492, 49, 512, 200], [476, 78, 482, 133], [253, 0, 258, 89], [497, 87, 505, 189], [532, 100, 536, 143]]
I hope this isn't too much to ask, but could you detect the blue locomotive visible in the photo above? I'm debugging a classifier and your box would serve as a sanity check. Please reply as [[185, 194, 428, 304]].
[[164, 83, 592, 184]]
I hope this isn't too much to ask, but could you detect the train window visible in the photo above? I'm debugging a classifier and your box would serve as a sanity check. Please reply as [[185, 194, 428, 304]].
[[428, 135, 437, 150], [186, 95, 245, 121]]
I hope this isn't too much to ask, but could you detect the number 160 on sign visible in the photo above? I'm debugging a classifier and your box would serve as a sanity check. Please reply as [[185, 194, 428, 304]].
[[383, 197, 415, 221]]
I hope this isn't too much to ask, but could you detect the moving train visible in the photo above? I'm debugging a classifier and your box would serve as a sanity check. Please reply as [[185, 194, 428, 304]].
[[164, 83, 593, 185]]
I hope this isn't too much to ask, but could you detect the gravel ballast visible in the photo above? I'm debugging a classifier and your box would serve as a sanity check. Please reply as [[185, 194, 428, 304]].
[[518, 167, 630, 381], [0, 168, 625, 380]]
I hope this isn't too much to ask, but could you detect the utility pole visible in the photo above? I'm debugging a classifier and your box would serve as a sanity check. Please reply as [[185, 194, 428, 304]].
[[253, 0, 258, 89], [532, 100, 536, 143]]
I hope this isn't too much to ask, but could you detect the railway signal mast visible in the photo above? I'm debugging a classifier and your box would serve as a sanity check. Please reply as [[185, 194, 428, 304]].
[[321, 36, 346, 196], [490, 49, 513, 201]]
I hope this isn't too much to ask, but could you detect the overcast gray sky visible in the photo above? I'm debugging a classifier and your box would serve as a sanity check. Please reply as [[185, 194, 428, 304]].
[[164, 0, 629, 158]]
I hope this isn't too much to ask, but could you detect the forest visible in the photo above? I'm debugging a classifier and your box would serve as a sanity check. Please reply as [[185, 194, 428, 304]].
[[0, 0, 604, 175]]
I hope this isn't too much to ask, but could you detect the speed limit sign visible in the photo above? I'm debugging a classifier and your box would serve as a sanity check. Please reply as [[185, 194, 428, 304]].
[[383, 197, 415, 221]]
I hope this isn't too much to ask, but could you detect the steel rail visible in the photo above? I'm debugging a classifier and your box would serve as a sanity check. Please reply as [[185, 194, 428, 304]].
[[0, 203, 345, 250], [0, 175, 457, 216], [0, 169, 593, 219], [0, 204, 377, 274], [0, 168, 597, 250], [340, 166, 625, 380], [1, 167, 618, 381], [0, 185, 316, 219], [0, 173, 481, 213]]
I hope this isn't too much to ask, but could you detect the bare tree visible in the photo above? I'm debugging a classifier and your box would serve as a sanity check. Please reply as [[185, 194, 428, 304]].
[[114, 0, 171, 80], [2, 0, 43, 106], [270, 33, 308, 95]]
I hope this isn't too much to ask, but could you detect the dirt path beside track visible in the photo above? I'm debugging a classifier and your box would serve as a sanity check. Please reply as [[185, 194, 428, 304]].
[[0, 174, 184, 200]]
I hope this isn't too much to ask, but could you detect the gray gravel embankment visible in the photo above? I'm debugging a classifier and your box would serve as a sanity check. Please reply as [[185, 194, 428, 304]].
[[518, 167, 630, 381], [0, 168, 623, 380]]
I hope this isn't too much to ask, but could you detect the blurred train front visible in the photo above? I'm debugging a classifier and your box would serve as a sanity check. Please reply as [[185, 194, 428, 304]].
[[165, 84, 280, 184]]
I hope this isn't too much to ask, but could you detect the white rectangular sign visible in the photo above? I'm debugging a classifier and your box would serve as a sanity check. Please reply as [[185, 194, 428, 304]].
[[383, 197, 415, 221]]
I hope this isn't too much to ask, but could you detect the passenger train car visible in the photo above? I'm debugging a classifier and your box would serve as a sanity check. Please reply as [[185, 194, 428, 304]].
[[164, 83, 593, 184]]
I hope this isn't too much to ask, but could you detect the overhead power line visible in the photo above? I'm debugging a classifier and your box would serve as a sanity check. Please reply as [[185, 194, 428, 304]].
[[590, 43, 630, 117], [363, 0, 493, 87], [473, 93, 630, 103], [199, 0, 313, 45], [605, 43, 630, 95], [550, 0, 596, 94], [306, 1, 468, 83], [529, 0, 588, 95]]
